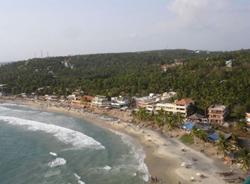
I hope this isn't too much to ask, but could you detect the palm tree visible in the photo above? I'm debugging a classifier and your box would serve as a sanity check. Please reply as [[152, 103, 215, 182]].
[[154, 109, 166, 127], [216, 134, 229, 156], [191, 128, 207, 143], [191, 128, 199, 144], [166, 113, 175, 130], [176, 113, 184, 127], [136, 108, 148, 121]]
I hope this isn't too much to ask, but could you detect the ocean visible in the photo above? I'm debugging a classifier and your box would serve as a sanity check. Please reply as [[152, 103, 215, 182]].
[[0, 103, 149, 184]]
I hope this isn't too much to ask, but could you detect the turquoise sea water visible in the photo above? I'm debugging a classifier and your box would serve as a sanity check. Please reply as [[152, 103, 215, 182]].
[[0, 103, 148, 184]]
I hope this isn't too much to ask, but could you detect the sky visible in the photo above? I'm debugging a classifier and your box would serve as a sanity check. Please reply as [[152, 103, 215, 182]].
[[0, 0, 250, 62]]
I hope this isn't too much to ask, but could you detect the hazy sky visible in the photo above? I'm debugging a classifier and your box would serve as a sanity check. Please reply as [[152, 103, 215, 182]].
[[0, 0, 250, 62]]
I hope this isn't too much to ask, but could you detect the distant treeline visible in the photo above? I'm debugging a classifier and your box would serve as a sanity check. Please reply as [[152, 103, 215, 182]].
[[0, 49, 250, 119]]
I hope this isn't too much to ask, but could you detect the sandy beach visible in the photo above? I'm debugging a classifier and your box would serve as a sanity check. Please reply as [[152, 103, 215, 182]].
[[1, 99, 236, 184]]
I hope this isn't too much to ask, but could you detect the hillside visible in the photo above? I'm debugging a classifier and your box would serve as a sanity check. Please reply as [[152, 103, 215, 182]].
[[0, 49, 250, 118]]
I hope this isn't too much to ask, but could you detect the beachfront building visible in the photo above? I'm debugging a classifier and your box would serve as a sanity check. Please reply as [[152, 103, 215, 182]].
[[145, 104, 155, 112], [82, 95, 94, 103], [175, 98, 194, 115], [111, 96, 129, 108], [71, 99, 83, 109], [44, 95, 58, 101], [67, 94, 77, 101], [17, 93, 27, 98], [188, 113, 208, 124], [91, 95, 110, 107], [134, 93, 161, 108], [155, 98, 194, 117], [208, 105, 228, 125], [246, 113, 250, 126]]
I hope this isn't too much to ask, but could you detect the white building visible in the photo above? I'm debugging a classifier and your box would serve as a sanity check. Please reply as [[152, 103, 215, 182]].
[[246, 113, 250, 126], [44, 95, 58, 101], [20, 93, 27, 98], [67, 94, 77, 101], [134, 93, 161, 108], [91, 95, 110, 107], [145, 104, 155, 112], [155, 98, 194, 117], [111, 96, 129, 108]]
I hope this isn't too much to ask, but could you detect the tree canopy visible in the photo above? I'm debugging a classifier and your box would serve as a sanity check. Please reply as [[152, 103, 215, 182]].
[[0, 49, 250, 119]]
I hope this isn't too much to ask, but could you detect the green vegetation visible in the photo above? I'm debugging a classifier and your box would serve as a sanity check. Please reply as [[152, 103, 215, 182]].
[[216, 134, 230, 156], [0, 49, 250, 118], [238, 148, 250, 171], [180, 134, 194, 145], [133, 108, 183, 130], [191, 128, 208, 142]]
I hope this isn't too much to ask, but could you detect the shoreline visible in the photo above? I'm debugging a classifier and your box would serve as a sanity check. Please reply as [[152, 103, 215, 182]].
[[0, 99, 236, 184]]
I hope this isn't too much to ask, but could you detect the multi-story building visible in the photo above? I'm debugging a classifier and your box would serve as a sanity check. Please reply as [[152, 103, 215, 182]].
[[111, 96, 129, 108], [91, 95, 110, 107], [82, 95, 94, 103], [134, 93, 161, 108], [208, 105, 228, 125], [155, 98, 194, 117]]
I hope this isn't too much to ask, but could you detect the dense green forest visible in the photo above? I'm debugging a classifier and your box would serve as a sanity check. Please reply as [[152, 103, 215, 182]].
[[0, 49, 250, 118]]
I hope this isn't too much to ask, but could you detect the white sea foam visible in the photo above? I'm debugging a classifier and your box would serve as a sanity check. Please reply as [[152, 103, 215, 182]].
[[74, 173, 81, 180], [49, 152, 58, 157], [0, 106, 10, 111], [0, 116, 105, 150], [111, 130, 150, 182], [103, 165, 112, 171], [78, 181, 85, 184], [74, 173, 86, 184], [48, 157, 67, 168]]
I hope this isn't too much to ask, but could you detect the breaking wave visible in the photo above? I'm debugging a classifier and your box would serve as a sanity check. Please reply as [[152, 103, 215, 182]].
[[103, 165, 112, 171], [0, 106, 10, 111], [48, 157, 66, 168], [74, 173, 86, 184], [0, 116, 105, 150], [111, 130, 149, 182], [49, 152, 58, 157]]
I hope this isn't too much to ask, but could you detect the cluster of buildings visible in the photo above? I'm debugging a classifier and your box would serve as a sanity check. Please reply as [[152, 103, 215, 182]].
[[91, 95, 129, 109], [133, 92, 195, 117], [82, 92, 249, 133], [3, 89, 250, 129]]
